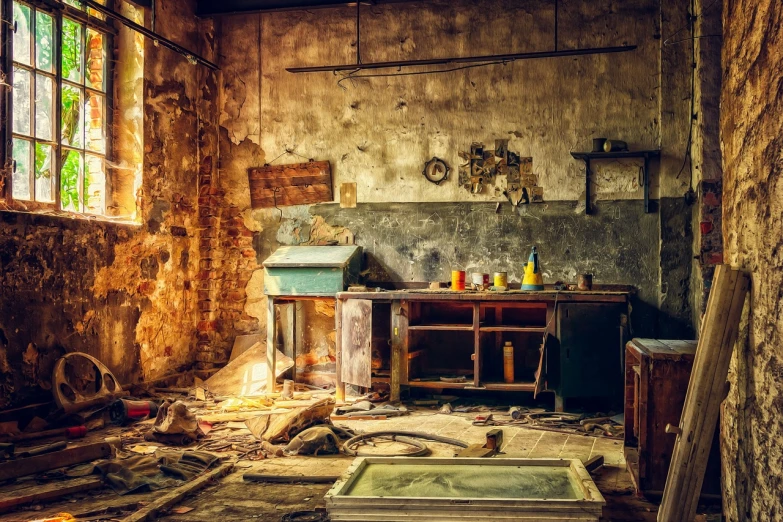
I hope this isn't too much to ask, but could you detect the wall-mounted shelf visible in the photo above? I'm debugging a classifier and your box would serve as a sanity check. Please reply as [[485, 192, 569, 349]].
[[570, 150, 661, 214]]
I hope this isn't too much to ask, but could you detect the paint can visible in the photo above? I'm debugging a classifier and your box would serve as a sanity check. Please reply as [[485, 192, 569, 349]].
[[503, 341, 515, 383], [592, 138, 607, 152], [494, 272, 508, 288], [451, 270, 466, 291], [471, 272, 485, 287], [509, 406, 523, 420], [577, 274, 593, 291]]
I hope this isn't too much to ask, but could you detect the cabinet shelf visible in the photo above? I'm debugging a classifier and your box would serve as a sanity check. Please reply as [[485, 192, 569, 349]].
[[480, 326, 547, 333], [483, 381, 537, 392], [407, 380, 471, 389], [408, 324, 474, 331]]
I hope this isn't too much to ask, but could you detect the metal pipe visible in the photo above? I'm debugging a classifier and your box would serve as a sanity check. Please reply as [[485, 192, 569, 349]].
[[286, 45, 637, 73], [78, 0, 219, 70]]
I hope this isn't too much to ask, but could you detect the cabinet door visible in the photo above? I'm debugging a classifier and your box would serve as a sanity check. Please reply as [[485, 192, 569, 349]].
[[341, 299, 372, 388], [557, 303, 625, 400]]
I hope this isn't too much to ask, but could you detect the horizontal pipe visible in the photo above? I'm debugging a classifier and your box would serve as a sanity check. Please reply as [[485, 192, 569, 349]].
[[286, 45, 637, 73], [79, 0, 219, 70]]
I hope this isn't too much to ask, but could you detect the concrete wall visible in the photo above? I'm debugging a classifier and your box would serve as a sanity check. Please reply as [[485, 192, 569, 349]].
[[720, 1, 783, 520], [216, 0, 697, 368], [0, 1, 211, 407]]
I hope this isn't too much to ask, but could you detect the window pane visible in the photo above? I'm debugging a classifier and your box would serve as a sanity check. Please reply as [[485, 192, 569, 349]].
[[85, 92, 105, 153], [12, 138, 32, 200], [35, 74, 54, 141], [61, 149, 83, 212], [84, 154, 105, 214], [62, 18, 83, 84], [12, 2, 32, 66], [61, 83, 83, 147], [87, 0, 107, 21], [86, 29, 106, 91], [34, 143, 55, 203], [35, 11, 54, 73], [12, 67, 32, 136], [62, 0, 83, 10]]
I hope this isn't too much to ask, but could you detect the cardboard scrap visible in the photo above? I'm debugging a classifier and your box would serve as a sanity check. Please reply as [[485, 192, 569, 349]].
[[205, 342, 293, 397]]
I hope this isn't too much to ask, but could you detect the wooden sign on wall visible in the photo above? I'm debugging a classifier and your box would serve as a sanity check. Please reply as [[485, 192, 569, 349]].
[[248, 161, 332, 209]]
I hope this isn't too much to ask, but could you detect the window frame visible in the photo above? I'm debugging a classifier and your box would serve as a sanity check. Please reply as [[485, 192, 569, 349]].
[[3, 0, 115, 215]]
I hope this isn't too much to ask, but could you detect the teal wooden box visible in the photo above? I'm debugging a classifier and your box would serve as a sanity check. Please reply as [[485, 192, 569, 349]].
[[263, 246, 363, 297]]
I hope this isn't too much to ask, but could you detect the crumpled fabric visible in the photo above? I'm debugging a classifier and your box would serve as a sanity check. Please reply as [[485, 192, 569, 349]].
[[145, 401, 203, 445], [91, 450, 218, 495]]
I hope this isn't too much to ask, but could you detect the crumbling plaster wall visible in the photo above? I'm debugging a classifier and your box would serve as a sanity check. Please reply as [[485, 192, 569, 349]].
[[720, 1, 783, 520], [0, 0, 212, 408], [217, 0, 696, 354]]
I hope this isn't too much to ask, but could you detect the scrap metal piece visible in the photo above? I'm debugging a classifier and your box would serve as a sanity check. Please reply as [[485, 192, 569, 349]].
[[52, 353, 124, 414]]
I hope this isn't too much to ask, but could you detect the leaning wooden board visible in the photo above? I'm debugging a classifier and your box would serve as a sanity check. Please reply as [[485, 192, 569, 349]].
[[248, 161, 332, 208], [657, 265, 749, 522], [0, 442, 112, 481]]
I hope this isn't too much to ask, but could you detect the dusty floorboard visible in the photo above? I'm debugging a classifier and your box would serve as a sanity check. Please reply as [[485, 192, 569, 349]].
[[0, 411, 661, 522]]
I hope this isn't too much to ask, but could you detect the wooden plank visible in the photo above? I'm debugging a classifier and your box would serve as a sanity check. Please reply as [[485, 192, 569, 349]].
[[340, 182, 357, 208], [248, 161, 332, 208], [335, 298, 346, 402], [390, 301, 403, 402], [657, 265, 749, 522], [341, 299, 372, 388], [267, 298, 278, 393], [0, 442, 112, 481], [0, 476, 103, 513], [121, 461, 234, 522]]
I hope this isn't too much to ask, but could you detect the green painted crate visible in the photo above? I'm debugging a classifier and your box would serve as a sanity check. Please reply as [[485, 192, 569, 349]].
[[262, 245, 362, 297]]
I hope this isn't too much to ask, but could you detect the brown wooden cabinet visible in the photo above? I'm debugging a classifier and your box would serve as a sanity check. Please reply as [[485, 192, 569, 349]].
[[624, 338, 721, 499], [336, 289, 631, 409]]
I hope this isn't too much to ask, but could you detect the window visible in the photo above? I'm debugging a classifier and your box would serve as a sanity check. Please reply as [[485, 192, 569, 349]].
[[10, 0, 110, 214]]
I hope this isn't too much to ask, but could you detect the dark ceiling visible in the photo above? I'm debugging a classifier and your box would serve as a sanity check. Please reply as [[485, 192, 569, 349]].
[[196, 0, 410, 16]]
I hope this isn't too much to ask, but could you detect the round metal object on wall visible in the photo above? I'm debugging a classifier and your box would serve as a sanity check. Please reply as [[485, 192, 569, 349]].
[[422, 157, 450, 185]]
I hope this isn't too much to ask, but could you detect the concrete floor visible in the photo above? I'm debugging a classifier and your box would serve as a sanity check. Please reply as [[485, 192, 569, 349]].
[[0, 411, 660, 522]]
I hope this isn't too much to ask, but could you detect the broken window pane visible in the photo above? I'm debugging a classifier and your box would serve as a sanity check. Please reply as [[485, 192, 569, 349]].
[[62, 18, 83, 84], [12, 138, 32, 200], [12, 66, 32, 136], [35, 74, 55, 141], [62, 83, 83, 147], [84, 154, 105, 214], [86, 29, 106, 91], [35, 143, 55, 203], [12, 2, 32, 66], [85, 92, 105, 153], [61, 149, 83, 212], [35, 11, 54, 73]]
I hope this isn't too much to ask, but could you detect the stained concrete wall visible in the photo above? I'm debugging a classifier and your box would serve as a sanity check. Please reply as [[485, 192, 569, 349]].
[[0, 0, 211, 407], [720, 1, 783, 520], [217, 0, 696, 361]]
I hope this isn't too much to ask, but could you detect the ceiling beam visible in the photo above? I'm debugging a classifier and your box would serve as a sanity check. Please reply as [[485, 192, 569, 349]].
[[197, 0, 419, 17]]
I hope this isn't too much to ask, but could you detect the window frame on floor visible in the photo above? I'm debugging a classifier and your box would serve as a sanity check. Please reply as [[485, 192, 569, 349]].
[[3, 0, 115, 216]]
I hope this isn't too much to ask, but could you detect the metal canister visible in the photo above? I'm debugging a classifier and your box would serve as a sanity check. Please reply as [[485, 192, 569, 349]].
[[451, 270, 466, 291], [577, 273, 593, 291], [494, 271, 508, 288]]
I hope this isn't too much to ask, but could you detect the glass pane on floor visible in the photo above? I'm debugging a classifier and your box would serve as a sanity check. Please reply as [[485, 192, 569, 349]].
[[35, 11, 54, 72], [62, 17, 83, 84], [86, 29, 106, 91], [34, 143, 55, 203], [61, 83, 83, 147], [12, 2, 32, 66], [85, 92, 105, 153], [12, 138, 32, 200], [13, 67, 32, 136], [35, 74, 54, 141], [84, 154, 105, 214], [61, 149, 83, 212]]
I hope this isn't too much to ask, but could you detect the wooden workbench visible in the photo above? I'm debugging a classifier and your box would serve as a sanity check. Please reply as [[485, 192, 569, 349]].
[[336, 287, 632, 409]]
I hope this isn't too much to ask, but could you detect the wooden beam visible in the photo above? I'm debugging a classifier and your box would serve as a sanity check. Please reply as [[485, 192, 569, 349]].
[[0, 442, 112, 482], [657, 265, 749, 522], [0, 477, 103, 513], [121, 462, 234, 522]]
